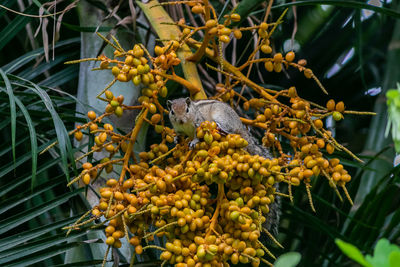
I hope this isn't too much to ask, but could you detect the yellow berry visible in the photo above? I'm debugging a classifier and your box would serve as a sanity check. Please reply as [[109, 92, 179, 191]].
[[230, 13, 241, 22], [182, 28, 191, 36], [326, 99, 336, 111], [117, 73, 127, 82], [220, 27, 231, 36], [264, 61, 274, 72], [191, 5, 203, 14], [332, 111, 343, 121], [273, 53, 283, 62], [105, 90, 113, 100], [105, 236, 115, 245], [219, 35, 230, 43], [87, 111, 96, 120], [285, 51, 295, 62], [260, 22, 268, 30], [82, 174, 91, 185], [133, 75, 141, 85], [115, 106, 123, 117], [261, 45, 272, 54], [233, 29, 242, 39], [336, 101, 345, 112], [206, 19, 217, 28], [273, 62, 282, 72], [288, 86, 297, 97], [111, 66, 120, 76], [326, 143, 335, 154], [74, 131, 83, 141]]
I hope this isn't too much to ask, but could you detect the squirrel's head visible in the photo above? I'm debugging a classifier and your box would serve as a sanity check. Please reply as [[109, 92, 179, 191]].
[[167, 97, 193, 124]]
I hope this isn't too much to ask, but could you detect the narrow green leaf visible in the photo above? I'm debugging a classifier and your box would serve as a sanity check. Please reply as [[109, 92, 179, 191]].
[[43, 85, 103, 114], [0, 118, 10, 131], [5, 242, 80, 267], [38, 65, 79, 87], [53, 260, 105, 267], [0, 0, 17, 18], [0, 136, 28, 157], [17, 52, 78, 81], [0, 86, 39, 188], [4, 53, 41, 74], [0, 69, 16, 165], [335, 239, 372, 267], [2, 38, 80, 72], [0, 231, 92, 264], [0, 189, 82, 235], [0, 142, 49, 178], [0, 215, 81, 252], [234, 0, 265, 25], [0, 156, 60, 198], [0, 175, 65, 214], [0, 5, 35, 50], [10, 74, 77, 179], [269, 0, 400, 19]]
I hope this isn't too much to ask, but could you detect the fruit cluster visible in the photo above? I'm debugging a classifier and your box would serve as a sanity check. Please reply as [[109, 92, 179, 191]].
[[82, 122, 281, 266], [60, 0, 374, 266]]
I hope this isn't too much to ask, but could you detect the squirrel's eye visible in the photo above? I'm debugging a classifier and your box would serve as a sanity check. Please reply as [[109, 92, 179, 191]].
[[186, 107, 189, 113], [170, 110, 174, 115]]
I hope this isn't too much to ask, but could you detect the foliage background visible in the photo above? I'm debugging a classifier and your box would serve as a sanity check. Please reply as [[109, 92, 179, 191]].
[[0, 0, 399, 266]]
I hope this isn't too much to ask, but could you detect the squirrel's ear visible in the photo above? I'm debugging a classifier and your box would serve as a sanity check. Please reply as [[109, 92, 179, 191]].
[[185, 97, 191, 106], [166, 100, 172, 110]]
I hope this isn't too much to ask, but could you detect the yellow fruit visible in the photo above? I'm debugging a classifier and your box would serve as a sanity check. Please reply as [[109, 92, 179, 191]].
[[336, 101, 345, 112], [105, 236, 115, 245], [87, 111, 96, 120], [230, 13, 241, 22], [332, 111, 343, 121], [111, 66, 120, 76], [105, 90, 113, 100], [182, 28, 191, 36], [314, 119, 323, 129], [74, 131, 83, 141], [191, 5, 203, 14], [273, 62, 282, 72], [285, 51, 295, 62], [154, 46, 164, 55], [82, 174, 90, 185], [288, 86, 297, 97], [273, 53, 283, 62], [264, 61, 274, 72], [233, 29, 242, 39], [260, 22, 268, 30], [261, 45, 272, 54], [115, 106, 123, 117], [326, 99, 336, 111], [219, 35, 230, 43], [326, 143, 335, 154], [220, 27, 231, 36]]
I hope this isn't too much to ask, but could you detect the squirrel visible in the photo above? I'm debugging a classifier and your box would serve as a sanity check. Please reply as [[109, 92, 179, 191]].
[[167, 97, 280, 235]]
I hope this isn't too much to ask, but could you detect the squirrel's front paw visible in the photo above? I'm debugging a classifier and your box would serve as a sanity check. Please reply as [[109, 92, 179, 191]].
[[189, 138, 199, 149], [173, 135, 180, 144]]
